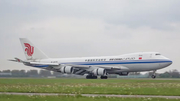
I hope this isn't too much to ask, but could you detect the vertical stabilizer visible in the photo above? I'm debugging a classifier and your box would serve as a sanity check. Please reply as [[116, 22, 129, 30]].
[[19, 38, 48, 60]]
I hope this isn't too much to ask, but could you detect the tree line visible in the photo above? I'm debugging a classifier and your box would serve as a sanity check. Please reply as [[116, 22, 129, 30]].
[[0, 69, 180, 78], [0, 70, 61, 77], [149, 69, 180, 78]]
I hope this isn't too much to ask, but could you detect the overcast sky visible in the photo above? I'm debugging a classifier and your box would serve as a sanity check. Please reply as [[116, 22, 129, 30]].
[[0, 0, 180, 73]]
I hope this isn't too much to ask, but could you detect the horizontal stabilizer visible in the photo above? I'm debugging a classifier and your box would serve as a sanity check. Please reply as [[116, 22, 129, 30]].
[[8, 57, 24, 63]]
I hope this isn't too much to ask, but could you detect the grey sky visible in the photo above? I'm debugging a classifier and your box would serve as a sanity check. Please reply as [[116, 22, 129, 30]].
[[0, 0, 180, 73]]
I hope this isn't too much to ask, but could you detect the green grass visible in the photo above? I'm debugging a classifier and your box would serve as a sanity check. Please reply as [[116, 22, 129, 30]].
[[0, 95, 179, 101], [0, 78, 180, 96]]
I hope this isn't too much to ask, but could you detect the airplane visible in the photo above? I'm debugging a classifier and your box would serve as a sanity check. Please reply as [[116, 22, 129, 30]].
[[9, 38, 172, 79]]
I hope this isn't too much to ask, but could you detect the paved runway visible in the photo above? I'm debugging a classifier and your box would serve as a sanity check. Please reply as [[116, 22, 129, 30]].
[[0, 92, 180, 99]]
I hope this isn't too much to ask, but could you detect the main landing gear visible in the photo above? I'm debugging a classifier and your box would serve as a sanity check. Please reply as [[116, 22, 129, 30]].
[[86, 75, 97, 79], [100, 76, 108, 79], [86, 75, 108, 79], [151, 70, 156, 79]]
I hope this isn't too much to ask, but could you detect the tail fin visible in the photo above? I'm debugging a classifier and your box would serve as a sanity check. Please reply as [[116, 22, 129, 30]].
[[19, 38, 48, 60]]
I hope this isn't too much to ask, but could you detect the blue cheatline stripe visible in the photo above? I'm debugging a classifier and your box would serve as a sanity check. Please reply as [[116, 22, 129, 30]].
[[61, 59, 172, 65], [31, 59, 172, 67], [77, 61, 172, 65]]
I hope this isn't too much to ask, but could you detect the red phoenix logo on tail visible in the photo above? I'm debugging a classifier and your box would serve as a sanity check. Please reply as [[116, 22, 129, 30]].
[[24, 43, 34, 56]]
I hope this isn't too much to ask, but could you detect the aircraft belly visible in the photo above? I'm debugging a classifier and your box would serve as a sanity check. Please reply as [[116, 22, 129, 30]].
[[90, 62, 163, 72], [121, 63, 161, 72]]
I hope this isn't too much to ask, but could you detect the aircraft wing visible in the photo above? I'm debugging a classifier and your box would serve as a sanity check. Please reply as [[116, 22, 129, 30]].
[[9, 58, 129, 75], [9, 57, 59, 66], [30, 62, 59, 66], [56, 64, 129, 75], [30, 63, 129, 75], [9, 58, 61, 73], [66, 64, 129, 70]]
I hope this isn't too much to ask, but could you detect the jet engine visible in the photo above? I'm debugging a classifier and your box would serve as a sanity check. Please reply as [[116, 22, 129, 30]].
[[92, 68, 107, 76], [60, 66, 73, 74]]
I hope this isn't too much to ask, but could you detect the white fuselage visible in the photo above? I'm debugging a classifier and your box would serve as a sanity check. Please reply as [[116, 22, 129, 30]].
[[31, 52, 172, 74]]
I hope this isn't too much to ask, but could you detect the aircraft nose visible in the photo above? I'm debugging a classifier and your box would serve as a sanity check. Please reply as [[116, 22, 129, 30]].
[[168, 59, 173, 65], [159, 59, 172, 68], [161, 56, 172, 66], [166, 59, 173, 66]]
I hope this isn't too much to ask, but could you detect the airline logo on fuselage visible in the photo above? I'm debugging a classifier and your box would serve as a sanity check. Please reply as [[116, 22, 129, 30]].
[[85, 57, 136, 62], [24, 43, 34, 56]]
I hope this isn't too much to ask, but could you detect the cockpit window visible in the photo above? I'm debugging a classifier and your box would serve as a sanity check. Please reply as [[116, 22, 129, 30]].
[[155, 53, 161, 55]]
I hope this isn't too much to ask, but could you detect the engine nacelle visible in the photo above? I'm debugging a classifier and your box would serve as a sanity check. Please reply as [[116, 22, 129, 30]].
[[92, 68, 107, 76], [60, 66, 73, 74], [118, 72, 129, 76]]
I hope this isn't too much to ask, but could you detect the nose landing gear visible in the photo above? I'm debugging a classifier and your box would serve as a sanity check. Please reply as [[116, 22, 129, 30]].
[[151, 70, 156, 79], [151, 75, 156, 79]]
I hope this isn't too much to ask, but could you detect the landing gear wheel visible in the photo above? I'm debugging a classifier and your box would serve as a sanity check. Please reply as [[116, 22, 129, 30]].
[[151, 70, 156, 79], [86, 75, 97, 79], [151, 75, 156, 79], [100, 76, 108, 79]]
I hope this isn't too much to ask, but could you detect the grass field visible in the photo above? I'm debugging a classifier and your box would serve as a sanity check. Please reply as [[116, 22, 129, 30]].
[[0, 95, 180, 101], [0, 78, 180, 96]]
